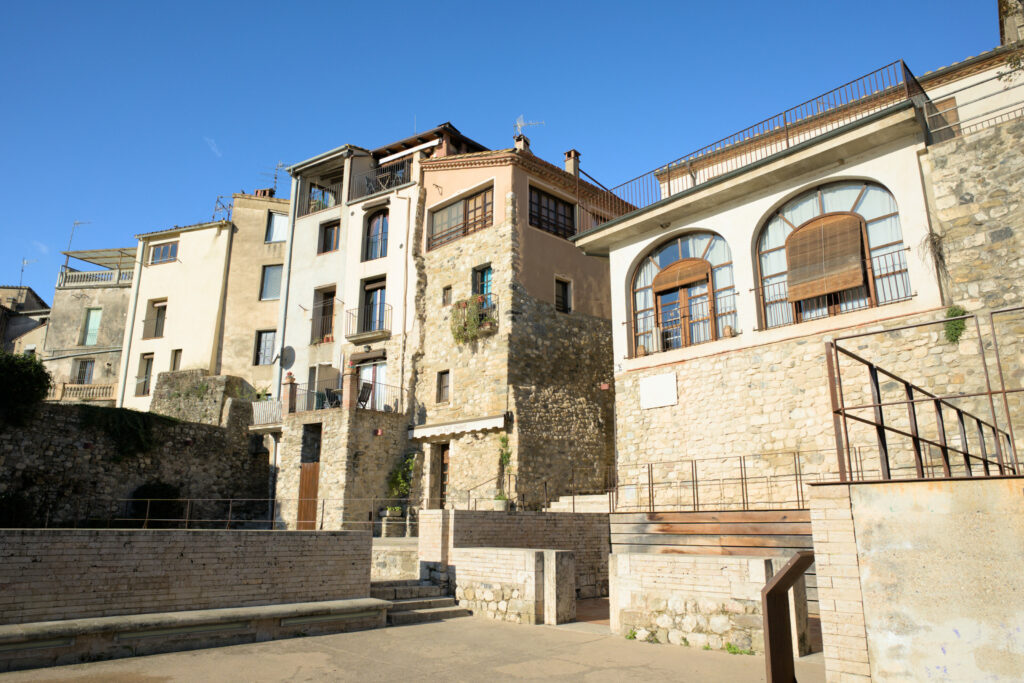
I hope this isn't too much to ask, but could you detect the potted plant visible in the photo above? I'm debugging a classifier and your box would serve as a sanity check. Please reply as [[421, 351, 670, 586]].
[[493, 492, 509, 512]]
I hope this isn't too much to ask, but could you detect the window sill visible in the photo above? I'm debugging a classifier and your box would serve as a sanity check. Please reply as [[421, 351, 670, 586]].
[[316, 249, 339, 256]]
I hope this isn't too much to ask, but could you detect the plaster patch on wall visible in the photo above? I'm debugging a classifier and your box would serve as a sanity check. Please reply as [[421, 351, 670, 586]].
[[638, 372, 677, 410]]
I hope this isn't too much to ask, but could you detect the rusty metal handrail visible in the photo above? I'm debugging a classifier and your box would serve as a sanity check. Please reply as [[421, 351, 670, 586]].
[[763, 550, 816, 683]]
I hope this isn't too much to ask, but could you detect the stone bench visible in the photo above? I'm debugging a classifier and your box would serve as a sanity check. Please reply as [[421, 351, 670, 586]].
[[0, 598, 391, 673]]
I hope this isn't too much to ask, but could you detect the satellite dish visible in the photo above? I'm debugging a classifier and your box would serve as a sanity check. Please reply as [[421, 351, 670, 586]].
[[279, 346, 295, 370]]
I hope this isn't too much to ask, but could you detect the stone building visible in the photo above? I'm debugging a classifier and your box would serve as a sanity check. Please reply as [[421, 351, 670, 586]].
[[0, 285, 49, 353], [573, 41, 1024, 505], [266, 124, 621, 528], [116, 191, 288, 411]]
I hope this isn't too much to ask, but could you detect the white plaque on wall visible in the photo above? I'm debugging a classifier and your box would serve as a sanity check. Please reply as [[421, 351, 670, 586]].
[[638, 372, 677, 410]]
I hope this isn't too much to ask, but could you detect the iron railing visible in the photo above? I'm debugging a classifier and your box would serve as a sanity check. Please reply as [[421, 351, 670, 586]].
[[632, 291, 738, 357], [345, 303, 392, 338], [294, 377, 344, 413], [925, 64, 1024, 142], [57, 269, 133, 288], [363, 231, 387, 261], [297, 179, 343, 217], [355, 380, 403, 413], [310, 302, 336, 344], [826, 308, 1023, 482], [252, 399, 282, 425], [349, 157, 413, 201], [580, 61, 925, 232]]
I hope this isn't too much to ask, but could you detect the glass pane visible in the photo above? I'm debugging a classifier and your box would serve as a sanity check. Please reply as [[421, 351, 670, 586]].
[[84, 309, 102, 346], [760, 249, 787, 277], [716, 310, 737, 338], [634, 288, 653, 311], [656, 241, 679, 268], [712, 265, 734, 290], [799, 296, 829, 320], [715, 289, 737, 313], [261, 265, 282, 300], [267, 213, 288, 242], [765, 301, 793, 328], [866, 215, 903, 249], [782, 190, 820, 227], [821, 183, 863, 213], [762, 273, 788, 303], [760, 216, 790, 251], [690, 319, 711, 344], [704, 236, 730, 266], [856, 185, 898, 221], [635, 311, 655, 333], [634, 260, 656, 289], [838, 285, 871, 312], [685, 233, 711, 260], [871, 243, 907, 276]]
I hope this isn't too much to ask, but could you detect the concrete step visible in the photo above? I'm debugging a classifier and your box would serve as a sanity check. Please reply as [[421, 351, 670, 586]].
[[371, 584, 443, 600], [388, 596, 456, 611], [387, 605, 471, 626]]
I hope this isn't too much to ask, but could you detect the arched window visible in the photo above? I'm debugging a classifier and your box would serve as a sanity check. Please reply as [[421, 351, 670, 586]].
[[364, 210, 388, 261], [757, 181, 910, 329], [631, 231, 737, 355]]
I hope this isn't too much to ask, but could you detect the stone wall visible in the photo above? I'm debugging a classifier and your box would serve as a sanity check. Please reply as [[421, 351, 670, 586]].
[[274, 405, 410, 531], [0, 403, 266, 527], [810, 477, 1024, 682], [417, 510, 610, 598], [0, 529, 371, 625], [371, 541, 419, 581], [150, 369, 254, 427], [451, 547, 574, 625], [609, 553, 783, 654]]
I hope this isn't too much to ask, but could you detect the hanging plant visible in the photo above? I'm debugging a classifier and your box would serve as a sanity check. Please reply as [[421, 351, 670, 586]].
[[450, 297, 497, 343], [944, 305, 968, 344]]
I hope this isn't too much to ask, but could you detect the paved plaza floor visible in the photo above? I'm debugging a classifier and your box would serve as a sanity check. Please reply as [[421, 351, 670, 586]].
[[1, 617, 825, 682]]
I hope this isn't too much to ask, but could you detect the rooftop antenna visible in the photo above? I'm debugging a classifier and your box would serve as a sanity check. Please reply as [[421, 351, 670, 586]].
[[19, 258, 37, 287], [63, 220, 92, 272], [259, 161, 286, 194], [212, 196, 232, 222], [513, 114, 545, 138]]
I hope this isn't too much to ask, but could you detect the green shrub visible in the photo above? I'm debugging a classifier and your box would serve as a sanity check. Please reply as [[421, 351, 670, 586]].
[[725, 642, 754, 655], [0, 351, 51, 426], [625, 629, 637, 640], [387, 452, 417, 499], [944, 305, 968, 343]]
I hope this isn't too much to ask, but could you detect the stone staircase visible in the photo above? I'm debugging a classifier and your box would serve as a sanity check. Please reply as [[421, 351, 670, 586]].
[[544, 493, 613, 513], [371, 580, 470, 626]]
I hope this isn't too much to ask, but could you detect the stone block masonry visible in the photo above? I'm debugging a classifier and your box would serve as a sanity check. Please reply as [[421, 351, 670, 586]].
[[451, 548, 574, 625], [0, 529, 372, 625], [609, 553, 788, 654]]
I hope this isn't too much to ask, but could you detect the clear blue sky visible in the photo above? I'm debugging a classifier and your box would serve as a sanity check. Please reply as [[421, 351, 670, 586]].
[[0, 0, 1000, 301]]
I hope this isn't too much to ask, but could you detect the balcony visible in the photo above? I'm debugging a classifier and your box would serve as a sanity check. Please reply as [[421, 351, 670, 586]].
[[252, 399, 282, 426], [294, 377, 343, 413], [46, 383, 116, 402], [345, 303, 392, 343], [356, 380, 403, 413], [349, 158, 413, 202], [297, 179, 343, 217], [57, 269, 133, 289], [631, 291, 737, 358], [310, 306, 336, 344]]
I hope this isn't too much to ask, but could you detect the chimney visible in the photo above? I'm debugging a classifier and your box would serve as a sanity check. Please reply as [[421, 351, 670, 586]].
[[254, 188, 276, 198], [564, 149, 581, 176], [514, 134, 531, 154]]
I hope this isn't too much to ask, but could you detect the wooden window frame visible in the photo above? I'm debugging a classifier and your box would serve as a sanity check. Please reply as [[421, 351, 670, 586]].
[[253, 330, 276, 366], [259, 264, 283, 301], [363, 210, 389, 261], [529, 186, 575, 239], [317, 220, 340, 255], [554, 278, 572, 314], [428, 187, 494, 250], [436, 370, 450, 403], [149, 241, 178, 265], [441, 285, 452, 306]]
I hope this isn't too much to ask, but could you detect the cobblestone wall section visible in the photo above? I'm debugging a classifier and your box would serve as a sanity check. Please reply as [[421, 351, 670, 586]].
[[609, 553, 774, 653], [451, 547, 544, 624], [0, 403, 266, 526], [0, 529, 372, 625]]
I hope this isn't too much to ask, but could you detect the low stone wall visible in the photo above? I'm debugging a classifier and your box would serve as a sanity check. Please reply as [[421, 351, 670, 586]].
[[811, 477, 1024, 682], [451, 547, 574, 625], [609, 553, 788, 654], [418, 510, 610, 597], [371, 541, 419, 581], [0, 403, 266, 527], [0, 529, 372, 625]]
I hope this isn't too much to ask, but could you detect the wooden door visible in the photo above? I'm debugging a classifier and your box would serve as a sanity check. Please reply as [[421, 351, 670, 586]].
[[297, 463, 319, 530], [440, 446, 450, 508]]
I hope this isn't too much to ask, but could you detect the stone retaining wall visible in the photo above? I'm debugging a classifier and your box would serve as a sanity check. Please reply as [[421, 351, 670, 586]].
[[0, 529, 372, 625], [609, 553, 796, 654], [371, 542, 419, 581], [451, 547, 574, 625]]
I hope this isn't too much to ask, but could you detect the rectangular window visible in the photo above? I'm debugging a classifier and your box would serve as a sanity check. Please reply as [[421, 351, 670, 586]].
[[254, 330, 276, 365], [260, 264, 283, 300], [170, 349, 182, 371], [428, 187, 494, 250], [143, 300, 167, 339], [80, 308, 102, 346], [436, 370, 450, 403], [150, 241, 178, 265], [74, 359, 94, 384], [555, 278, 572, 314], [311, 288, 335, 343], [472, 265, 493, 299], [265, 212, 288, 243], [442, 285, 452, 306], [317, 221, 339, 254], [362, 280, 387, 333], [136, 353, 154, 396], [529, 187, 575, 239]]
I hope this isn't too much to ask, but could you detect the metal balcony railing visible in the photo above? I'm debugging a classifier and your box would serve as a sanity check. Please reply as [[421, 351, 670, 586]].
[[310, 303, 336, 344], [295, 378, 344, 412], [580, 61, 927, 232], [57, 269, 133, 288], [356, 380, 403, 413], [345, 303, 392, 338], [349, 158, 413, 201], [298, 179, 343, 217]]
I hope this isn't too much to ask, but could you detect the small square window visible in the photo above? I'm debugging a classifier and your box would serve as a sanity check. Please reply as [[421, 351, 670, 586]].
[[260, 264, 283, 300], [318, 221, 340, 254], [266, 213, 288, 243], [555, 278, 572, 314], [254, 331, 276, 365], [74, 359, 95, 384], [436, 370, 450, 403], [150, 241, 178, 264], [442, 286, 452, 306]]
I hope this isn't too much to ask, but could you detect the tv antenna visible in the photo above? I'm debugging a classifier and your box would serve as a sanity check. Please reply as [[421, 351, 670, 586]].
[[260, 161, 286, 194], [63, 220, 92, 272], [19, 258, 37, 287], [212, 196, 232, 222], [513, 114, 545, 137]]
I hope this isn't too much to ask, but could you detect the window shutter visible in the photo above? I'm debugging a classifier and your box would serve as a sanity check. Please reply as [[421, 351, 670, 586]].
[[785, 214, 865, 302], [652, 258, 710, 293]]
